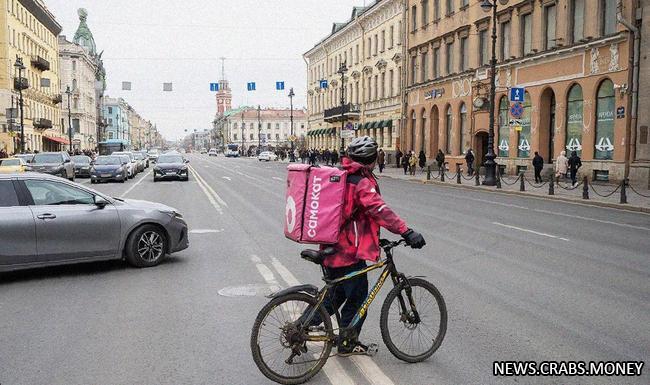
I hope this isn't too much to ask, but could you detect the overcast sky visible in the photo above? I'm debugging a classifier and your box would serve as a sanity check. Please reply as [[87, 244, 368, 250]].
[[46, 0, 367, 140]]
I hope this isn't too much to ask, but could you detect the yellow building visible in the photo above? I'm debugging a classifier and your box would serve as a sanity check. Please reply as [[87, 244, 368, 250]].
[[1, 0, 66, 154]]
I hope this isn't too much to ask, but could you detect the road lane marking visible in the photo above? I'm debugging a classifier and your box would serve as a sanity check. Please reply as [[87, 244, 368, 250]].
[[532, 209, 650, 232], [350, 356, 395, 385], [492, 222, 570, 241], [188, 167, 223, 214], [188, 165, 228, 207], [120, 170, 152, 198], [272, 177, 283, 181], [189, 229, 224, 234], [222, 176, 231, 181]]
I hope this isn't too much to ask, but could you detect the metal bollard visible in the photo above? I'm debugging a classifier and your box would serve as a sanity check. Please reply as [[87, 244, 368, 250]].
[[456, 164, 461, 184], [582, 176, 589, 199], [549, 178, 555, 195], [440, 167, 445, 182], [496, 167, 502, 189], [475, 171, 480, 186], [519, 172, 525, 191], [426, 165, 431, 181], [620, 178, 628, 204]]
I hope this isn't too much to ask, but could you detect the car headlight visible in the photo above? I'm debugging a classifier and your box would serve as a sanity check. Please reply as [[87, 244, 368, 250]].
[[116, 167, 123, 172], [160, 210, 183, 219]]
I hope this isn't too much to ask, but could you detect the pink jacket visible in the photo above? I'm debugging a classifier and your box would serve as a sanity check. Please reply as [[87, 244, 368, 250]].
[[322, 158, 408, 268]]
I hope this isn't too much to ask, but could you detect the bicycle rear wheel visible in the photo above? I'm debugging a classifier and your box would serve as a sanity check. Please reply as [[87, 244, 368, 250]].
[[250, 293, 333, 384], [380, 277, 447, 363]]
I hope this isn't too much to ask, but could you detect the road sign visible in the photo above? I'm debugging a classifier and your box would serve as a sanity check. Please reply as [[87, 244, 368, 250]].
[[210, 83, 220, 92], [319, 80, 328, 89], [509, 87, 525, 102], [509, 119, 522, 127], [341, 130, 355, 138], [616, 106, 625, 119], [247, 82, 256, 91], [510, 102, 524, 118], [288, 135, 297, 142], [276, 81, 285, 90], [345, 122, 354, 130]]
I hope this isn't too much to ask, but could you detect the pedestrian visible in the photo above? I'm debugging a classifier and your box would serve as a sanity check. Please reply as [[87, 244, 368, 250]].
[[555, 150, 569, 183], [465, 148, 475, 176], [377, 148, 385, 173], [408, 151, 417, 176], [568, 150, 582, 187], [323, 148, 331, 166], [401, 150, 410, 175], [435, 149, 445, 171], [418, 150, 426, 171], [532, 151, 544, 183], [395, 148, 403, 168], [0, 147, 7, 159], [331, 149, 339, 165]]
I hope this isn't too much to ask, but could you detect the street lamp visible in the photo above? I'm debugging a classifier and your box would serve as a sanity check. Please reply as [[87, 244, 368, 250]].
[[65, 85, 73, 153], [479, 0, 508, 186], [13, 57, 25, 153], [289, 87, 296, 162], [337, 62, 348, 154], [257, 105, 261, 154]]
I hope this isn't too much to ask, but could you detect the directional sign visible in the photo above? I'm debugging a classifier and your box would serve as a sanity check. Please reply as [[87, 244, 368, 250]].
[[276, 81, 285, 90], [210, 83, 220, 92], [247, 82, 256, 91], [288, 135, 297, 142], [509, 87, 525, 102], [510, 102, 524, 118], [341, 130, 355, 138], [319, 80, 328, 89]]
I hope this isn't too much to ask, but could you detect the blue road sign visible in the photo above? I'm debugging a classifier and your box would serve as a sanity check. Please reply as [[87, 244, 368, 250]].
[[509, 87, 525, 102], [319, 80, 328, 89], [510, 102, 524, 118], [276, 81, 285, 90], [247, 82, 256, 91], [210, 83, 220, 92]]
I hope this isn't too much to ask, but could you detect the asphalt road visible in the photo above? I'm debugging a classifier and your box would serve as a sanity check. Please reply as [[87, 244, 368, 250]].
[[1, 154, 648, 385]]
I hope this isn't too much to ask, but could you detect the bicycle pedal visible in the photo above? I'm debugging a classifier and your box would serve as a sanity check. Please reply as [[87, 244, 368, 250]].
[[366, 343, 379, 356]]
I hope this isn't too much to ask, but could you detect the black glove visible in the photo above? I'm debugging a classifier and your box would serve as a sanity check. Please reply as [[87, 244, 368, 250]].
[[401, 229, 426, 249]]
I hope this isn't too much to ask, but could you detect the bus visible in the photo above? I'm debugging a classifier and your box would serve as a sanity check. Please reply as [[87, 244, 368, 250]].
[[98, 139, 131, 156], [225, 143, 240, 157]]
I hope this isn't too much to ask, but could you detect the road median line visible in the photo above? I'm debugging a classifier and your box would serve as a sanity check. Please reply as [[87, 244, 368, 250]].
[[188, 164, 228, 207], [188, 166, 223, 214]]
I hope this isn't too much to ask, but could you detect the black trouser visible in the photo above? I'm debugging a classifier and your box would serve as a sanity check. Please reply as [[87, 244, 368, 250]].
[[379, 163, 385, 173], [466, 161, 474, 176], [570, 169, 578, 185], [403, 163, 408, 174], [534, 167, 543, 183]]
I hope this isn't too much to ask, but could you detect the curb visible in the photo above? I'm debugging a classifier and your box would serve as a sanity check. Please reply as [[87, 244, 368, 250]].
[[378, 174, 650, 214]]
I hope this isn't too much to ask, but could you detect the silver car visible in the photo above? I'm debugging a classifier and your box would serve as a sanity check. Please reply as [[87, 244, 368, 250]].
[[0, 173, 189, 272], [31, 152, 76, 181]]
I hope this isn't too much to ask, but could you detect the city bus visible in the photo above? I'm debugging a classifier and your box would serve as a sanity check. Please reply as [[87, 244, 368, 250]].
[[98, 139, 131, 156], [225, 143, 240, 157]]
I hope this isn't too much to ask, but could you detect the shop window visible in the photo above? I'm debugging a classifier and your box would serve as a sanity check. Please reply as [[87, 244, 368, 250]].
[[445, 105, 452, 154], [517, 92, 532, 158], [459, 103, 467, 154], [498, 97, 509, 157], [595, 79, 615, 160], [565, 84, 583, 156]]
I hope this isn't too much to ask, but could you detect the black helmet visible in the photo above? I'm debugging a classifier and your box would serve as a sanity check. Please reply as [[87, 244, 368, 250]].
[[347, 136, 378, 164]]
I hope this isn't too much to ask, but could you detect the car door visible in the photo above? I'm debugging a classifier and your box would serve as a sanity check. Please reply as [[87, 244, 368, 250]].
[[0, 179, 37, 266], [22, 179, 121, 263]]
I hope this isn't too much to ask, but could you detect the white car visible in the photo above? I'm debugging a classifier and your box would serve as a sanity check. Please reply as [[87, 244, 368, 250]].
[[258, 151, 278, 162], [208, 148, 218, 157]]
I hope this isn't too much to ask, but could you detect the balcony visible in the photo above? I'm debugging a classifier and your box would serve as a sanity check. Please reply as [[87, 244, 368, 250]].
[[33, 118, 53, 130], [13, 77, 29, 91], [31, 56, 50, 71], [323, 103, 361, 123]]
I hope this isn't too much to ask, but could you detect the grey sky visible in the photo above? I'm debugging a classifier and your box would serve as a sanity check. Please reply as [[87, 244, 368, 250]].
[[46, 0, 365, 140]]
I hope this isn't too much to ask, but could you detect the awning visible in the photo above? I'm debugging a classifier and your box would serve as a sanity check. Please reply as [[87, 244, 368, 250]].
[[370, 121, 378, 129], [328, 128, 335, 135], [360, 123, 368, 130], [384, 119, 393, 128], [43, 136, 70, 145]]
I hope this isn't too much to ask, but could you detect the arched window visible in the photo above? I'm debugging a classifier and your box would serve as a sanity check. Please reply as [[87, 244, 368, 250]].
[[445, 105, 452, 154], [595, 79, 615, 159], [459, 103, 467, 154], [517, 92, 532, 158], [72, 79, 77, 90], [411, 111, 416, 151], [565, 84, 583, 156], [420, 109, 427, 152], [498, 96, 509, 157]]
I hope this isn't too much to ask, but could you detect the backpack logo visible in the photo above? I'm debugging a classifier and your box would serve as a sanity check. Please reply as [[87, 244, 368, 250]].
[[306, 176, 322, 238], [286, 196, 296, 233]]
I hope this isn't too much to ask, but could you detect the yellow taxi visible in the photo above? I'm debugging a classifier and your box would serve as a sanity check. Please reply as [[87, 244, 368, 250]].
[[0, 157, 30, 173]]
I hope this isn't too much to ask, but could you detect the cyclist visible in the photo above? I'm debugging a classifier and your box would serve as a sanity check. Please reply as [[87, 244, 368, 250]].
[[314, 136, 426, 356]]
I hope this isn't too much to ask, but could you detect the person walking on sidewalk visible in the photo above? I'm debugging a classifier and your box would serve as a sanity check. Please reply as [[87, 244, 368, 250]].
[[395, 148, 403, 168], [464, 148, 475, 176], [377, 148, 385, 173], [555, 150, 569, 183], [418, 150, 426, 172], [408, 151, 417, 176], [401, 150, 410, 175], [532, 151, 544, 183], [568, 151, 582, 187]]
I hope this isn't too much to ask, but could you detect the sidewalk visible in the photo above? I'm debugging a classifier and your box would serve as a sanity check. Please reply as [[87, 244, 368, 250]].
[[377, 165, 650, 213]]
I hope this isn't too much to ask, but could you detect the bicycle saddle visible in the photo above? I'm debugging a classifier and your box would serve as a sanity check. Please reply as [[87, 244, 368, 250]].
[[300, 247, 336, 265]]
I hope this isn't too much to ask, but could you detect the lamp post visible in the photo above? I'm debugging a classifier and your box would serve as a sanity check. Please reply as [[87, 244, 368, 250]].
[[65, 85, 73, 153], [480, 0, 508, 186], [257, 105, 261, 155], [14, 57, 25, 153], [289, 87, 296, 162], [241, 112, 245, 156], [337, 62, 348, 154]]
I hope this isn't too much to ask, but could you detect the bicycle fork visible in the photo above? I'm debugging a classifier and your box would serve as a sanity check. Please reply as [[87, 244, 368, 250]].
[[392, 272, 422, 324]]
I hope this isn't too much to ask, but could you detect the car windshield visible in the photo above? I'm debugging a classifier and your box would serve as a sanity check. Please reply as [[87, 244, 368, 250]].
[[134, 153, 144, 160], [33, 153, 62, 164], [94, 156, 121, 165], [158, 155, 184, 164], [72, 156, 90, 164], [0, 159, 21, 166], [119, 156, 130, 164]]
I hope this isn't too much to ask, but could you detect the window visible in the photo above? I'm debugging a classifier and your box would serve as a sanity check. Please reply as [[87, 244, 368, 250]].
[[275, 134, 280, 141], [500, 21, 511, 60], [389, 26, 394, 48], [72, 79, 77, 90], [518, 92, 532, 158], [445, 106, 452, 154], [0, 180, 19, 207], [398, 21, 402, 44], [433, 46, 440, 78], [460, 36, 468, 71], [566, 84, 584, 157], [422, 0, 429, 26], [545, 4, 557, 49], [479, 29, 489, 65], [276, 123, 280, 130], [381, 72, 385, 99], [498, 97, 510, 157], [410, 55, 417, 85], [460, 103, 467, 153], [25, 180, 94, 205], [233, 122, 238, 130], [421, 51, 428, 81], [108, 131, 114, 139], [367, 37, 372, 58], [374, 34, 378, 55], [600, 0, 616, 35], [374, 75, 379, 100], [72, 118, 80, 133], [461, 0, 468, 7], [445, 41, 454, 74], [72, 60, 76, 70], [411, 5, 417, 32], [389, 69, 394, 96], [250, 123, 254, 130], [381, 30, 385, 52], [355, 44, 359, 63], [446, 0, 453, 15], [571, 0, 585, 43], [595, 80, 615, 159], [233, 133, 238, 140], [521, 13, 532, 55], [249, 133, 254, 140]]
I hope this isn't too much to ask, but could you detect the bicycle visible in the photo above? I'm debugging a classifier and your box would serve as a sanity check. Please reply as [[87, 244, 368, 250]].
[[250, 239, 447, 384]]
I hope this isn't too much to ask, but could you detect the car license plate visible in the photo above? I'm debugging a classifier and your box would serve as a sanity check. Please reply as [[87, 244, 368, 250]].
[[166, 171, 176, 175], [101, 174, 111, 178]]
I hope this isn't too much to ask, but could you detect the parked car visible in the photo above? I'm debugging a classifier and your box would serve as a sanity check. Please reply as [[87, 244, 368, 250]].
[[14, 153, 34, 164], [200, 148, 207, 154], [0, 173, 189, 272], [72, 155, 92, 177], [115, 155, 136, 179], [208, 148, 218, 157], [0, 158, 31, 173], [135, 151, 150, 168], [258, 151, 278, 162], [147, 149, 160, 163], [90, 156, 128, 183], [132, 152, 147, 172], [153, 154, 189, 182], [30, 152, 75, 181], [112, 152, 138, 177]]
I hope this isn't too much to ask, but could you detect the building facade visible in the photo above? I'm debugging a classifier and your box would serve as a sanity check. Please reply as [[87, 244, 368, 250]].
[[635, 0, 650, 187], [1, 0, 67, 154], [304, 0, 405, 161], [405, 0, 639, 183], [224, 107, 307, 152], [103, 97, 130, 143]]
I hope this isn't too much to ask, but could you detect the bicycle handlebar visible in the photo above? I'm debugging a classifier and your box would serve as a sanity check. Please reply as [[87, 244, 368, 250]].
[[379, 239, 406, 250]]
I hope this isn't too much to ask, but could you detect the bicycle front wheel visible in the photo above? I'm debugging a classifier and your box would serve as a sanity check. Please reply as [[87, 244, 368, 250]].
[[250, 293, 333, 385], [380, 277, 447, 363]]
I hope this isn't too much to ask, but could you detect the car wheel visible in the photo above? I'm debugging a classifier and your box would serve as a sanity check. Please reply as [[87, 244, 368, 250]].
[[120, 176, 125, 183], [125, 225, 167, 268], [91, 180, 96, 184], [153, 177, 158, 182]]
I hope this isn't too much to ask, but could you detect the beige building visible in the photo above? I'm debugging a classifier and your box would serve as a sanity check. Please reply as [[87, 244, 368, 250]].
[[1, 0, 67, 154], [304, 0, 405, 162], [405, 0, 640, 183], [225, 107, 307, 152]]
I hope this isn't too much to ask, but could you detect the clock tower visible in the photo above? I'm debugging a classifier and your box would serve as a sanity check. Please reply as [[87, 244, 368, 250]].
[[216, 58, 232, 116]]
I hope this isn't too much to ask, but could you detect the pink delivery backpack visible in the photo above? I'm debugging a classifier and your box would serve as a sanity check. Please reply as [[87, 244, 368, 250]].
[[284, 164, 348, 244]]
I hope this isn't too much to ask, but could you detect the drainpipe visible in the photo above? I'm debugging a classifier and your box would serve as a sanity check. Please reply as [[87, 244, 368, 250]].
[[617, 1, 640, 180], [400, 0, 408, 155]]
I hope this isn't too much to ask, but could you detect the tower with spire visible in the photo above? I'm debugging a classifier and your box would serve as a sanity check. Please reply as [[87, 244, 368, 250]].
[[216, 57, 232, 116]]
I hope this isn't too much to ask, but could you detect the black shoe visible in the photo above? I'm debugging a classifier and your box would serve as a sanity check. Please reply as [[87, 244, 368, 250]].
[[338, 340, 377, 357]]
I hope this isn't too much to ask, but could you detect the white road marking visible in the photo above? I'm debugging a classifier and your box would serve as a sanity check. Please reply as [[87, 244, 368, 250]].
[[188, 167, 223, 214], [350, 356, 396, 385], [532, 209, 650, 232], [189, 165, 228, 207], [189, 229, 224, 234], [255, 263, 279, 285], [272, 176, 283, 181], [120, 170, 152, 198], [222, 176, 231, 181], [492, 222, 570, 241], [250, 255, 262, 263]]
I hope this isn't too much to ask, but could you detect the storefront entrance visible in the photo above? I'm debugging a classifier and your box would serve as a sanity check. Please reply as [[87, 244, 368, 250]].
[[474, 131, 489, 166]]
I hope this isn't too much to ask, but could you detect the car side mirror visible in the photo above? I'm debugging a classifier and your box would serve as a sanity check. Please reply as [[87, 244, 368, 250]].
[[185, 160, 190, 163], [94, 195, 109, 208], [64, 159, 71, 163]]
